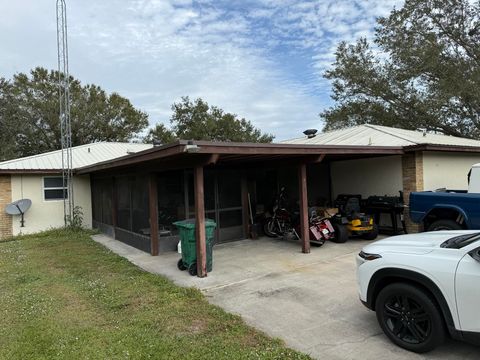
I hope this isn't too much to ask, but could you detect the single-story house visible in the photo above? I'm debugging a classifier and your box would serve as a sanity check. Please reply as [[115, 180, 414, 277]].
[[0, 142, 152, 238], [2, 125, 480, 277]]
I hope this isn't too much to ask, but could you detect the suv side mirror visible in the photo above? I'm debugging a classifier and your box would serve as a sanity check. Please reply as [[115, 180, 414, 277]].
[[469, 248, 480, 262]]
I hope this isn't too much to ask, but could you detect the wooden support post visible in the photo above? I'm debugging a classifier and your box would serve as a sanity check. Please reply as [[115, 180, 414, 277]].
[[111, 177, 117, 227], [241, 175, 250, 239], [298, 163, 310, 254], [194, 165, 207, 277], [148, 174, 159, 256]]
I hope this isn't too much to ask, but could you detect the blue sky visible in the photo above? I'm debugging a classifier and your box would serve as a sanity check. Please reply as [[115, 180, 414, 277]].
[[0, 0, 402, 140]]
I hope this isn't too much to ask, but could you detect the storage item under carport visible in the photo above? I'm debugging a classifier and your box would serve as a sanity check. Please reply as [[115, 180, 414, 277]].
[[174, 219, 216, 276], [330, 194, 378, 242], [365, 194, 406, 235]]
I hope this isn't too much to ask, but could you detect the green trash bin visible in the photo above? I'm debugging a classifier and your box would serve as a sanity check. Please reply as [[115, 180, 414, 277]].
[[174, 219, 216, 276]]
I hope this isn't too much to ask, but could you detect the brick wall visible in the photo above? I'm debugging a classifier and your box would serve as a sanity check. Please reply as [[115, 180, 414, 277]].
[[0, 175, 12, 239], [402, 152, 424, 233]]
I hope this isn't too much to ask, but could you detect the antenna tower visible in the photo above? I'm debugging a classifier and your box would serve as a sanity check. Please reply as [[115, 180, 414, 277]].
[[56, 0, 74, 225]]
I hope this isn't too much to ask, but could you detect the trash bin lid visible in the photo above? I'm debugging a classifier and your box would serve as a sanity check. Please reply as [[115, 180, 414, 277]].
[[205, 219, 216, 228], [173, 219, 216, 229]]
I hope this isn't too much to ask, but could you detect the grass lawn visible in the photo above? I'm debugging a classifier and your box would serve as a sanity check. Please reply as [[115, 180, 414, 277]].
[[0, 229, 310, 360]]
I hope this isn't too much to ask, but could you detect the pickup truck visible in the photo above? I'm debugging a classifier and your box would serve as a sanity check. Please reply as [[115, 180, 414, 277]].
[[409, 163, 480, 231]]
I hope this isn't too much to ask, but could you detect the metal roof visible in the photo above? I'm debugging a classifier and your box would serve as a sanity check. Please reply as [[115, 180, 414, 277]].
[[282, 124, 480, 147], [0, 142, 153, 173]]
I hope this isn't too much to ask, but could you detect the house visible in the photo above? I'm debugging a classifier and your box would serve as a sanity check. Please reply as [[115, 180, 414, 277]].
[[2, 125, 480, 277], [0, 142, 152, 238]]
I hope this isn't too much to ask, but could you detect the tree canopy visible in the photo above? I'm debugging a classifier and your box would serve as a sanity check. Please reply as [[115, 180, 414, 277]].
[[145, 97, 274, 144], [321, 0, 480, 138], [0, 67, 148, 161]]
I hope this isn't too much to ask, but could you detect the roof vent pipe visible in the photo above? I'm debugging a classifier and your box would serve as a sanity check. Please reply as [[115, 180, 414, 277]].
[[303, 129, 318, 138]]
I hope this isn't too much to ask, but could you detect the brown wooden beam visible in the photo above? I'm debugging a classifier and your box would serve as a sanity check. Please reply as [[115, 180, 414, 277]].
[[308, 154, 326, 163], [298, 163, 310, 254], [241, 175, 250, 239], [194, 165, 207, 277], [148, 174, 159, 256], [205, 153, 220, 165], [111, 177, 117, 228]]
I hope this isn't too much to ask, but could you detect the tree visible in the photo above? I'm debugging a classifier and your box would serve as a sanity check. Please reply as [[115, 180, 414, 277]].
[[145, 97, 274, 144], [143, 123, 176, 144], [321, 0, 480, 138], [0, 67, 148, 160]]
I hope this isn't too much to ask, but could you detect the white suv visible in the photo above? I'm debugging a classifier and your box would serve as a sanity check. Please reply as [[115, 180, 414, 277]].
[[357, 230, 480, 353]]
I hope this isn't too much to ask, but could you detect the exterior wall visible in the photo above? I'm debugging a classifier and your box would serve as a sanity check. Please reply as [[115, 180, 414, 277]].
[[330, 155, 403, 199], [0, 175, 13, 238], [10, 174, 92, 236], [422, 151, 480, 191], [402, 152, 424, 233]]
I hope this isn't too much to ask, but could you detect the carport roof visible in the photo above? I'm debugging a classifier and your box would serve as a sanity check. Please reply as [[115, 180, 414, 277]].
[[76, 140, 404, 174]]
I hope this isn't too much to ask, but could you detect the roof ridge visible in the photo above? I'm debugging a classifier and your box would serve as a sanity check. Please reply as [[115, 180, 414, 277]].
[[363, 124, 419, 145]]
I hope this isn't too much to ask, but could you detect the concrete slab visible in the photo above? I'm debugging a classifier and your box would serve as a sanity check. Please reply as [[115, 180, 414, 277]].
[[92, 234, 480, 360]]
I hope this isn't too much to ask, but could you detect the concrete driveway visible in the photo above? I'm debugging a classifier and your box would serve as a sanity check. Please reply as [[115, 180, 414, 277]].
[[92, 234, 480, 360]]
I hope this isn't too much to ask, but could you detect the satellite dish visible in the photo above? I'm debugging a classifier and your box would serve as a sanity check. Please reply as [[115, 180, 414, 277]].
[[5, 199, 32, 227]]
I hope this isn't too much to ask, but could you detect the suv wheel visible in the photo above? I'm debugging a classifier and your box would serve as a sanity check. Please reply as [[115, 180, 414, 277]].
[[375, 283, 445, 353]]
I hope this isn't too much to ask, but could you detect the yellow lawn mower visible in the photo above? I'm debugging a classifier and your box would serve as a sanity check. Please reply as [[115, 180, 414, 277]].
[[330, 194, 378, 243]]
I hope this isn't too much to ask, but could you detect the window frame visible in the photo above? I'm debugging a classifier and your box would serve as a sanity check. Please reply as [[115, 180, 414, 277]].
[[43, 176, 68, 202]]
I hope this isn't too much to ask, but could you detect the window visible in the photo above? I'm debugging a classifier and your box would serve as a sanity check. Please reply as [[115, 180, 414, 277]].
[[44, 176, 67, 200]]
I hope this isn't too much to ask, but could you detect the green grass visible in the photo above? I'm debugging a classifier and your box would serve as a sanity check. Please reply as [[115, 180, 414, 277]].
[[0, 229, 310, 360]]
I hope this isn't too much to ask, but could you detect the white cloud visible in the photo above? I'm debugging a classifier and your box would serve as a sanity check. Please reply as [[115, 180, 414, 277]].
[[0, 0, 403, 140]]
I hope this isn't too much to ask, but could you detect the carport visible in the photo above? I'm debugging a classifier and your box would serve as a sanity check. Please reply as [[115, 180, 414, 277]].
[[78, 140, 403, 277]]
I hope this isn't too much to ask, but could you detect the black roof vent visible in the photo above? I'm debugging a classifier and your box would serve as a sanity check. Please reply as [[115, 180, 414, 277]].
[[152, 140, 162, 147], [303, 129, 318, 138]]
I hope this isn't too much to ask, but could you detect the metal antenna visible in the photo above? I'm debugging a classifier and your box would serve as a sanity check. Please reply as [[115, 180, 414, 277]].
[[56, 0, 74, 225]]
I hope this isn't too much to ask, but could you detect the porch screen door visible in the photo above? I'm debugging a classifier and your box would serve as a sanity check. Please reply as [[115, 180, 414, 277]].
[[203, 169, 244, 243]]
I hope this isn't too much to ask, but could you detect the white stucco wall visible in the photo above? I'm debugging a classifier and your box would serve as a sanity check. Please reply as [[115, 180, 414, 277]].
[[422, 151, 480, 191], [10, 174, 92, 236], [330, 155, 403, 198]]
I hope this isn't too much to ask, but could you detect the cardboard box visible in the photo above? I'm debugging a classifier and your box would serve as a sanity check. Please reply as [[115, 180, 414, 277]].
[[316, 207, 339, 217]]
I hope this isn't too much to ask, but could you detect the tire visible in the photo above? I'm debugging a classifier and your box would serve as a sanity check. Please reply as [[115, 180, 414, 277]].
[[427, 219, 462, 231], [188, 262, 197, 276], [263, 218, 279, 237], [177, 258, 187, 271], [331, 224, 348, 243], [362, 224, 379, 240], [375, 283, 445, 353]]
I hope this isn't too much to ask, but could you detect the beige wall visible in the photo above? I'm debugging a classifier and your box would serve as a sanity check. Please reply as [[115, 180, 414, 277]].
[[422, 151, 480, 191], [331, 155, 403, 198], [10, 174, 92, 236]]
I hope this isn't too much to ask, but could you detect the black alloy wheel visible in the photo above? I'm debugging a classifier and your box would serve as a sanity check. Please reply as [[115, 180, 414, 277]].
[[375, 283, 445, 353]]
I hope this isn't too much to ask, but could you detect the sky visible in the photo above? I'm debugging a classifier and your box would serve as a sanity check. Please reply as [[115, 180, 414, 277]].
[[0, 0, 402, 140]]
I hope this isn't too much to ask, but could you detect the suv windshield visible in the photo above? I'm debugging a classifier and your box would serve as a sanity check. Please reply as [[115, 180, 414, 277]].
[[441, 232, 480, 249]]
